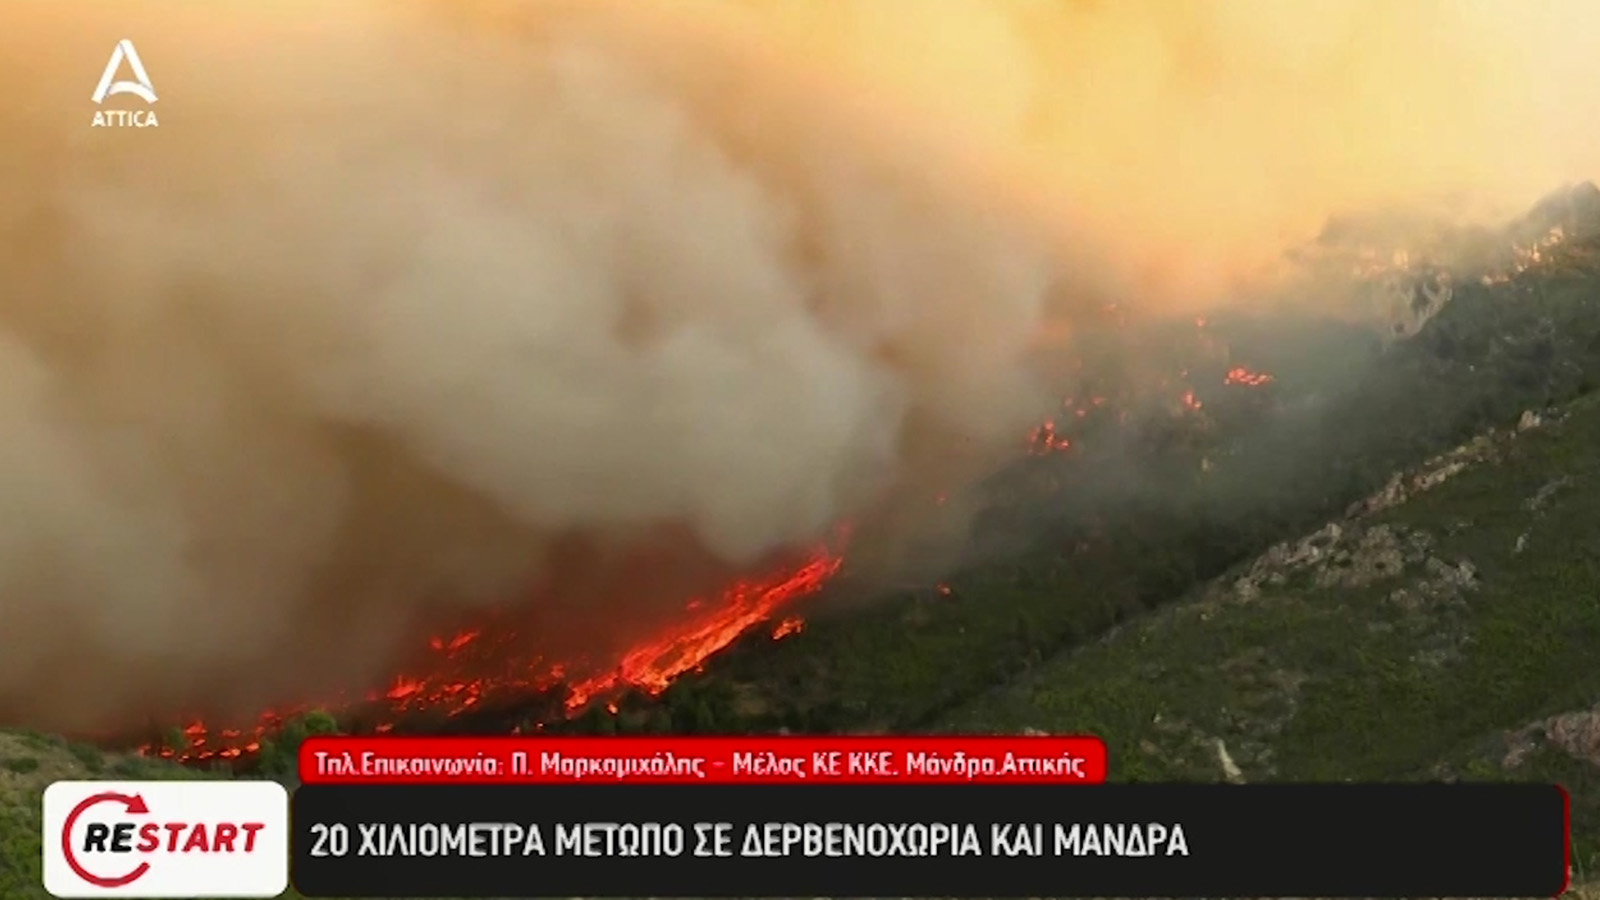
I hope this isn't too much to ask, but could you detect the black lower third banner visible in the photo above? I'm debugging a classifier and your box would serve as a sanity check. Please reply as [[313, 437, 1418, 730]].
[[291, 783, 1569, 897]]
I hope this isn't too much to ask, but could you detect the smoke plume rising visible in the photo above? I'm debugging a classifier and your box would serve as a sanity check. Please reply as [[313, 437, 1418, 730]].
[[1, 0, 1595, 732]]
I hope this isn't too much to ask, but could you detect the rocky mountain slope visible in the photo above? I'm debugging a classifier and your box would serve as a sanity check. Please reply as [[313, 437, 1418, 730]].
[[938, 391, 1600, 882]]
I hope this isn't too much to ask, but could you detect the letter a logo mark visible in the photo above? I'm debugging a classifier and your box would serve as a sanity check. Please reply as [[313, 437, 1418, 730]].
[[92, 39, 158, 104]]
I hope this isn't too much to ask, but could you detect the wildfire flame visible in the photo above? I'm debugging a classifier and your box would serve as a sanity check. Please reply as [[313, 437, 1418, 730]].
[[143, 314, 1287, 764], [1483, 225, 1568, 284], [1028, 420, 1072, 455], [144, 546, 842, 762], [1027, 395, 1119, 456], [771, 617, 805, 640], [1329, 222, 1570, 291], [129, 200, 1598, 766], [562, 553, 842, 710], [1224, 366, 1274, 387]]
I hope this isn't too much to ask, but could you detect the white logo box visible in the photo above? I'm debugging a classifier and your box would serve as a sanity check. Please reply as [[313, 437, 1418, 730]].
[[42, 780, 289, 898]]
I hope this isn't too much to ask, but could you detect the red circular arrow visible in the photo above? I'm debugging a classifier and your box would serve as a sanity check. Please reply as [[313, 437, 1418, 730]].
[[61, 792, 152, 888]]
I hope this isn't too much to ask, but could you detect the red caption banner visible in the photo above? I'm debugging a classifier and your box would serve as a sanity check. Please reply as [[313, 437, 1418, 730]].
[[297, 735, 1107, 785]]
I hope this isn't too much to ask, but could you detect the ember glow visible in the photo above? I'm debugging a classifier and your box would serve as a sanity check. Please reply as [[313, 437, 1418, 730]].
[[1484, 226, 1570, 284], [1224, 367, 1275, 387], [1028, 421, 1073, 455], [771, 617, 805, 640], [1027, 396, 1116, 455]]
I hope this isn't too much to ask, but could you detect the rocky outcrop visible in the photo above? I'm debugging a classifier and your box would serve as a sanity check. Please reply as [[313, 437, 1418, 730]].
[[1520, 180, 1600, 240], [1505, 701, 1600, 770], [1214, 410, 1551, 607]]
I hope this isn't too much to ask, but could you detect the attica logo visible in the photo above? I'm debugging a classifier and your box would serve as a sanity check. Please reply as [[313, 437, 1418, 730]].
[[42, 780, 288, 898]]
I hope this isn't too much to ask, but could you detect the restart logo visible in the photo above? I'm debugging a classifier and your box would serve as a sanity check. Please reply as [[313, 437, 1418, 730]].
[[41, 780, 289, 898]]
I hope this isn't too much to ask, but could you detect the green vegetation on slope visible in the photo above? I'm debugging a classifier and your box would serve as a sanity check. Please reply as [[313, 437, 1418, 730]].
[[549, 229, 1600, 740], [0, 732, 214, 899], [936, 392, 1600, 877], [8, 403, 1596, 899]]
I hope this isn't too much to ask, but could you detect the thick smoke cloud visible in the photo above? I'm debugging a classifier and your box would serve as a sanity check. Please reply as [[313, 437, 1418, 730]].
[[1, 0, 1595, 732], [0, 0, 1067, 731]]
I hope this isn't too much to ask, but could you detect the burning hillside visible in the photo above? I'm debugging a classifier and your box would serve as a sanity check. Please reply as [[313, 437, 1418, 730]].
[[142, 179, 1600, 765], [147, 315, 1300, 763], [3, 0, 1082, 742], [1289, 182, 1600, 335], [4, 0, 1599, 762], [133, 292, 1343, 763], [145, 547, 843, 762]]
